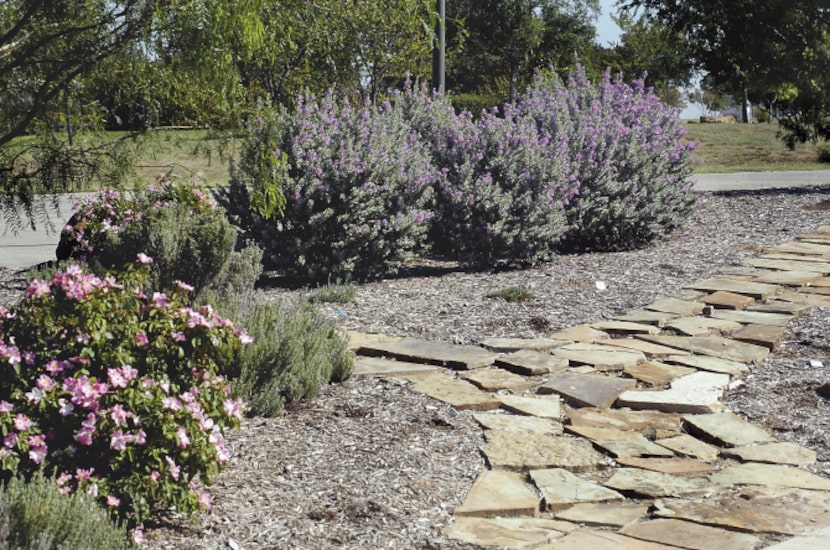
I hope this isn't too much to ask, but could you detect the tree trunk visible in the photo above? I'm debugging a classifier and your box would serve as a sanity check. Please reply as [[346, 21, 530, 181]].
[[509, 61, 519, 104], [741, 84, 750, 123]]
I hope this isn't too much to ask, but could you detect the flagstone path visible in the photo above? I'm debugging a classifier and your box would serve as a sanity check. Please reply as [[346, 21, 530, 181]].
[[348, 225, 830, 549]]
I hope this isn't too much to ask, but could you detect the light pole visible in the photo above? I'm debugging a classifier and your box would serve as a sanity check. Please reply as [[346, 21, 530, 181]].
[[431, 0, 446, 94]]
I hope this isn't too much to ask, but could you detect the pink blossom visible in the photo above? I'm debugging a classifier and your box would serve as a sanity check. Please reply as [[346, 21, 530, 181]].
[[109, 405, 130, 427], [132, 525, 145, 544], [136, 252, 153, 264], [162, 397, 182, 411], [58, 398, 74, 416], [198, 491, 212, 509], [36, 374, 55, 390], [106, 495, 121, 507], [87, 482, 98, 497], [223, 399, 243, 420], [110, 430, 131, 451], [75, 428, 94, 446], [107, 368, 127, 388], [134, 429, 147, 445], [238, 330, 254, 345], [172, 331, 186, 342], [165, 455, 180, 481], [0, 448, 10, 459], [150, 470, 160, 483], [28, 445, 47, 464], [13, 414, 31, 431], [24, 387, 43, 404], [152, 292, 168, 308], [176, 426, 190, 448], [45, 360, 68, 375], [135, 333, 149, 347], [75, 468, 94, 482], [0, 401, 12, 413], [175, 280, 194, 292], [3, 433, 18, 448]]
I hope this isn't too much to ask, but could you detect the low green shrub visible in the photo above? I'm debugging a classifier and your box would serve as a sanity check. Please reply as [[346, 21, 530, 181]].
[[307, 282, 356, 304], [448, 93, 504, 118], [232, 300, 353, 417], [486, 286, 534, 303], [0, 473, 132, 549], [817, 142, 830, 163]]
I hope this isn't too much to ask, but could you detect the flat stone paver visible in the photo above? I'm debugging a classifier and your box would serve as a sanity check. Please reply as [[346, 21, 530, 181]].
[[664, 316, 743, 336], [709, 463, 830, 491], [537, 530, 673, 549], [685, 277, 779, 300], [747, 300, 812, 315], [481, 432, 607, 472], [346, 330, 404, 352], [613, 310, 679, 327], [552, 343, 646, 371], [565, 407, 682, 433], [616, 371, 729, 414], [682, 412, 776, 448], [654, 434, 720, 462], [615, 457, 717, 476], [603, 338, 691, 359], [357, 338, 498, 369], [453, 469, 540, 517], [498, 394, 561, 418], [770, 240, 830, 256], [495, 349, 569, 376], [553, 502, 651, 528], [604, 468, 714, 498], [645, 297, 706, 316], [459, 367, 533, 392], [709, 309, 793, 326], [443, 517, 573, 548], [589, 321, 659, 335], [352, 356, 441, 377], [565, 425, 675, 459], [764, 526, 830, 550], [404, 372, 502, 411], [721, 441, 817, 466], [480, 337, 570, 352], [701, 290, 755, 310], [748, 256, 830, 274], [539, 372, 637, 408], [549, 324, 609, 343], [529, 468, 625, 512], [473, 412, 564, 436], [661, 354, 750, 375], [623, 361, 697, 386], [731, 323, 786, 350], [619, 518, 761, 550], [754, 269, 822, 286], [776, 287, 830, 307], [637, 335, 769, 363]]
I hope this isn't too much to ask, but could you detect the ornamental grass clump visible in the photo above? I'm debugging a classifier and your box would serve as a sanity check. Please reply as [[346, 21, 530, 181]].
[[0, 259, 248, 530]]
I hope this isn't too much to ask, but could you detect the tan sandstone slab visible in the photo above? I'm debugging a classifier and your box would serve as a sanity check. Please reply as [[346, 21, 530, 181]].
[[812, 276, 830, 286], [496, 349, 569, 376], [800, 231, 830, 241], [481, 431, 607, 472], [443, 517, 574, 548], [685, 277, 779, 300], [553, 503, 651, 528], [357, 338, 498, 369], [590, 321, 659, 335], [682, 412, 776, 447], [624, 361, 696, 386], [498, 394, 562, 418], [616, 371, 729, 414], [801, 285, 830, 295], [662, 354, 749, 375], [775, 287, 830, 307], [770, 240, 830, 256], [645, 297, 706, 316], [530, 468, 625, 512], [637, 335, 769, 363], [550, 324, 609, 343], [454, 469, 541, 517], [565, 407, 682, 433], [405, 372, 502, 411], [346, 330, 403, 352], [552, 343, 645, 371], [664, 316, 743, 336], [701, 291, 755, 310], [619, 518, 761, 550], [709, 463, 830, 491], [565, 425, 674, 459], [473, 412, 564, 436], [538, 372, 636, 408], [747, 300, 812, 315], [352, 356, 441, 377], [721, 442, 817, 466], [655, 434, 720, 462], [615, 457, 717, 476], [481, 337, 570, 352], [655, 486, 830, 536], [709, 309, 793, 327], [604, 468, 713, 498], [764, 525, 830, 550], [754, 269, 822, 287], [460, 367, 533, 392], [603, 338, 690, 359], [748, 256, 830, 274], [537, 530, 676, 550], [732, 323, 786, 351], [763, 251, 830, 262], [613, 310, 679, 327]]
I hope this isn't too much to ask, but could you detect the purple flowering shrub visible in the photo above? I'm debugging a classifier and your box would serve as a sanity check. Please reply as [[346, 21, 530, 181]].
[[0, 259, 248, 530], [520, 68, 697, 251]]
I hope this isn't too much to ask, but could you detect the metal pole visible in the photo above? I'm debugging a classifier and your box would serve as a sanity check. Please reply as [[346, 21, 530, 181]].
[[432, 0, 445, 94]]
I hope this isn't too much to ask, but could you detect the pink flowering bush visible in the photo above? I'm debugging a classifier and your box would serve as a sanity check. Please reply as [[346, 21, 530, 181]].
[[0, 259, 247, 525]]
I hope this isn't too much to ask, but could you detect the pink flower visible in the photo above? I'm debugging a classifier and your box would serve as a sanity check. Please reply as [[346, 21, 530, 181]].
[[172, 331, 186, 342], [75, 428, 94, 446], [75, 468, 94, 482], [3, 433, 18, 448], [0, 401, 12, 414], [175, 280, 194, 292], [162, 397, 182, 411], [25, 279, 51, 298], [165, 455, 180, 481], [223, 399, 243, 420], [58, 398, 74, 416], [107, 368, 127, 388], [152, 292, 168, 308], [106, 495, 121, 507], [136, 252, 153, 264], [36, 374, 55, 390], [109, 405, 130, 427], [134, 429, 147, 445], [13, 414, 31, 431], [110, 430, 131, 451], [150, 470, 160, 483], [132, 525, 145, 544], [239, 330, 254, 345], [135, 333, 149, 347], [198, 491, 212, 509], [176, 426, 190, 448], [45, 360, 68, 375], [28, 445, 47, 464]]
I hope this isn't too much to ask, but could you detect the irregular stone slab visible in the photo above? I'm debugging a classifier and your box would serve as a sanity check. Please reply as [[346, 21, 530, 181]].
[[770, 240, 830, 256], [454, 469, 540, 517], [567, 365, 596, 374], [645, 297, 706, 316], [664, 316, 743, 336], [801, 285, 830, 295], [721, 442, 817, 466], [763, 251, 828, 262], [812, 276, 830, 287], [603, 338, 690, 359], [498, 394, 561, 418], [775, 288, 830, 307], [754, 269, 821, 287], [539, 372, 636, 408], [747, 300, 812, 315], [748, 257, 830, 274], [405, 372, 502, 411], [719, 266, 771, 278], [346, 330, 403, 352], [701, 290, 755, 310], [565, 425, 674, 459], [662, 354, 749, 375], [655, 487, 830, 536], [460, 367, 533, 392], [764, 525, 830, 550], [619, 518, 761, 550], [672, 289, 707, 301], [352, 356, 441, 377], [552, 343, 645, 371], [589, 321, 659, 335], [637, 335, 769, 363], [443, 517, 574, 548], [539, 530, 671, 549], [473, 412, 564, 436], [481, 431, 607, 472], [481, 337, 570, 352], [682, 412, 776, 448], [732, 323, 786, 351], [496, 349, 569, 376], [358, 338, 498, 370], [565, 407, 682, 433], [624, 361, 696, 386], [616, 372, 729, 414], [816, 225, 830, 233], [655, 434, 720, 461], [615, 457, 717, 476], [710, 463, 830, 491], [800, 231, 830, 241], [554, 503, 650, 528], [685, 277, 779, 300], [604, 468, 713, 498], [613, 310, 679, 327], [530, 468, 624, 512], [549, 324, 609, 343], [709, 309, 792, 327]]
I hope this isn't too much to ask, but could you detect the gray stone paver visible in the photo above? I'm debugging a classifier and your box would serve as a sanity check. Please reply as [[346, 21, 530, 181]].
[[538, 372, 636, 408]]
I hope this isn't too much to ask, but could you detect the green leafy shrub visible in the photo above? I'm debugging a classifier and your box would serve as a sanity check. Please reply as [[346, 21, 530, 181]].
[[0, 473, 132, 549], [0, 261, 247, 528], [307, 282, 356, 304], [817, 142, 830, 163], [486, 286, 534, 303], [448, 93, 504, 118], [231, 300, 353, 417]]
